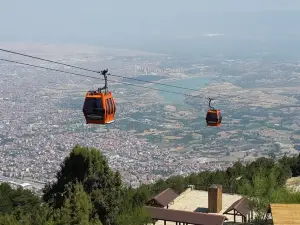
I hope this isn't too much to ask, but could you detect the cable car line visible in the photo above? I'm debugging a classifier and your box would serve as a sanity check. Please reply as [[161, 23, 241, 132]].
[[0, 58, 200, 98], [0, 48, 201, 92], [0, 50, 225, 126], [2, 49, 299, 126], [0, 48, 240, 101], [0, 58, 102, 80]]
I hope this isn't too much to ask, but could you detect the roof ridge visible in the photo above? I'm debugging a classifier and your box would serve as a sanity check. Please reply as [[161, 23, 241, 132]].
[[154, 188, 172, 198], [234, 197, 244, 208]]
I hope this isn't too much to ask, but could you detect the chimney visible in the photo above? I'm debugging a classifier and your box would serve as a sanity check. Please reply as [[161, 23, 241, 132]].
[[208, 184, 222, 213]]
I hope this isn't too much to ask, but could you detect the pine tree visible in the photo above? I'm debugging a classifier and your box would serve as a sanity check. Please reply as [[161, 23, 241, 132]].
[[0, 214, 19, 225], [55, 182, 102, 225], [42, 145, 122, 224]]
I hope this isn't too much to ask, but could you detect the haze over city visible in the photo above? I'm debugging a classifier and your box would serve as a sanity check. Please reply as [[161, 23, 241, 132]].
[[1, 0, 300, 194], [2, 0, 300, 52]]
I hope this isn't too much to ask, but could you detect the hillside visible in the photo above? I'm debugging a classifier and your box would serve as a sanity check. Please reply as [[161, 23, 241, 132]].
[[0, 144, 300, 225]]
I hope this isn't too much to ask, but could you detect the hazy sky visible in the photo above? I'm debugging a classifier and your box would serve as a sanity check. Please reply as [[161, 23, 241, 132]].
[[1, 0, 300, 46]]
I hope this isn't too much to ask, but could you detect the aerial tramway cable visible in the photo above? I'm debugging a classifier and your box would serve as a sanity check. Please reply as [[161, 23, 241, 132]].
[[0, 48, 243, 101], [0, 58, 201, 98], [3, 49, 300, 128], [0, 48, 201, 92], [1, 53, 298, 110], [0, 55, 226, 126]]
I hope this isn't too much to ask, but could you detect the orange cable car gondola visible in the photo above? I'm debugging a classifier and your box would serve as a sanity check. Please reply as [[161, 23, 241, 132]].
[[206, 98, 222, 127], [82, 69, 116, 124]]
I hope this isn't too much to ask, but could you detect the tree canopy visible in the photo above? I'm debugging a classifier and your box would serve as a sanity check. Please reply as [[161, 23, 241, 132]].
[[0, 144, 300, 224]]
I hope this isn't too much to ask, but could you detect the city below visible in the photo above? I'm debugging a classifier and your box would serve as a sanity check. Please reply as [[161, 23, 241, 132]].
[[1, 42, 300, 193]]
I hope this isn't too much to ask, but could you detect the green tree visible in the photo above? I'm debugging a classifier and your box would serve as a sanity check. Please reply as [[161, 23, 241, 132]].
[[42, 145, 122, 225], [151, 179, 168, 194], [0, 214, 19, 225], [292, 154, 300, 176], [1, 145, 299, 225], [12, 204, 54, 225], [240, 171, 270, 221], [55, 182, 102, 225], [166, 176, 186, 193], [116, 207, 151, 225], [0, 183, 14, 213], [0, 183, 41, 215]]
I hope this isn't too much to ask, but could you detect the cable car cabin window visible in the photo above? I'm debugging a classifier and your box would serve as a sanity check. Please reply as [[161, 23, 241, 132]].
[[83, 98, 104, 119], [84, 98, 103, 113], [108, 98, 112, 114], [112, 99, 116, 114], [108, 98, 114, 114], [110, 98, 114, 115], [106, 99, 112, 115], [206, 112, 219, 122]]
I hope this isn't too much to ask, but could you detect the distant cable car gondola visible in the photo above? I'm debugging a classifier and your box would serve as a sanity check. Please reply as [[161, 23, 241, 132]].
[[206, 98, 222, 126], [82, 69, 116, 124]]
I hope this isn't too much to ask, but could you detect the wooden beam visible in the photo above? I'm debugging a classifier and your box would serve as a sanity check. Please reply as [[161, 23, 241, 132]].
[[234, 209, 236, 223], [224, 211, 242, 216]]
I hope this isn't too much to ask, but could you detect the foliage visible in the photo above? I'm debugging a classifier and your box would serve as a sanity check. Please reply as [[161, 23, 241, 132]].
[[54, 182, 102, 225], [0, 144, 300, 224], [116, 207, 151, 225], [0, 214, 19, 225], [0, 183, 41, 214], [43, 145, 122, 225], [270, 188, 300, 203]]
